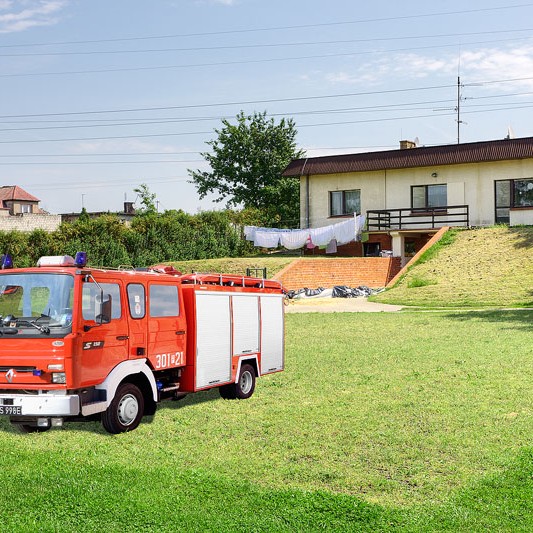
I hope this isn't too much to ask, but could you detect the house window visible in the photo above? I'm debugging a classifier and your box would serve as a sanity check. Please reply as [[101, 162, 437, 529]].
[[495, 178, 533, 223], [21, 204, 32, 214], [411, 184, 447, 210], [329, 190, 360, 217]]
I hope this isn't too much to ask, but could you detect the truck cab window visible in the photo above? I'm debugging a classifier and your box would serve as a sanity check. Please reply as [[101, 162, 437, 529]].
[[0, 273, 73, 321], [149, 284, 179, 317], [127, 283, 146, 319], [82, 282, 121, 321]]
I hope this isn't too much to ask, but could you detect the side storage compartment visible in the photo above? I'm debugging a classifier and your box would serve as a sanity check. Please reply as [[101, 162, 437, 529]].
[[260, 295, 285, 374], [232, 294, 259, 356], [195, 292, 232, 389]]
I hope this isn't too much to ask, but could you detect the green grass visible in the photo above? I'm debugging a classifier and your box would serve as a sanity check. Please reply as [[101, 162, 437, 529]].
[[168, 255, 296, 278], [373, 226, 533, 308], [1, 311, 532, 531]]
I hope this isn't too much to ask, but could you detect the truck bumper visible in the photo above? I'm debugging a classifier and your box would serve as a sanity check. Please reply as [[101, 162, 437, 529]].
[[0, 393, 80, 417]]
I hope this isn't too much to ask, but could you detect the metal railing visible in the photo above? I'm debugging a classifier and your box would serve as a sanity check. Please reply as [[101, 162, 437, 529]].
[[366, 205, 469, 231]]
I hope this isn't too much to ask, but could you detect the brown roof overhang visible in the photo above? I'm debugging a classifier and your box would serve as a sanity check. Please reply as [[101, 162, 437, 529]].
[[283, 136, 533, 176]]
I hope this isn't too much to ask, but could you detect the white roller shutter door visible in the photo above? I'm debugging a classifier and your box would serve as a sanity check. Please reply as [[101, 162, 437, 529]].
[[260, 295, 284, 374], [232, 294, 259, 355], [195, 293, 232, 389]]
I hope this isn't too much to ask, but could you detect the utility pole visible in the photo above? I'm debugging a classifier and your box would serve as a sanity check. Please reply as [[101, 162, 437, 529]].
[[456, 76, 463, 144], [81, 194, 85, 210]]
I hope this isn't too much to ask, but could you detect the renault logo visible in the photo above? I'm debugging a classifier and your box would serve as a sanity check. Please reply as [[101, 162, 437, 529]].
[[5, 369, 15, 383]]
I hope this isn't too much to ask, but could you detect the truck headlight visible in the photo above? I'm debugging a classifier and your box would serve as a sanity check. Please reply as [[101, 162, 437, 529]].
[[51, 372, 66, 384]]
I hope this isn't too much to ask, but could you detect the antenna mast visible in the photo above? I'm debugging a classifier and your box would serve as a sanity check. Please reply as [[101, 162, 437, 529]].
[[456, 76, 463, 144]]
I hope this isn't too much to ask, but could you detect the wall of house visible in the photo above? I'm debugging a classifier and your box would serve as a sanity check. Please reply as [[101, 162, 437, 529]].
[[301, 158, 533, 228], [300, 170, 386, 228], [0, 214, 61, 233]]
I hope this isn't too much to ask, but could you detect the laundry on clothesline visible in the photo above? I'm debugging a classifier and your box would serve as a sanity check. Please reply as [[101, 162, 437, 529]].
[[245, 214, 366, 250]]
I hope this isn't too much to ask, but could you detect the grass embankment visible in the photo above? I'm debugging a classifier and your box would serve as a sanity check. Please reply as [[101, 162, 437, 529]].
[[373, 226, 533, 308], [1, 312, 533, 531], [168, 255, 295, 278]]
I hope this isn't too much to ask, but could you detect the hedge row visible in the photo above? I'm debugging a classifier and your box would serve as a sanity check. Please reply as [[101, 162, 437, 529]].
[[0, 210, 253, 269]]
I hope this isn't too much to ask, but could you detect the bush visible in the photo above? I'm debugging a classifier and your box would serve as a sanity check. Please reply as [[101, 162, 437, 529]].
[[0, 210, 250, 268]]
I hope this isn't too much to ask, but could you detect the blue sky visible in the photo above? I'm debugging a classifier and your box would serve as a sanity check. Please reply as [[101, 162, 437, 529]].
[[1, 0, 533, 215]]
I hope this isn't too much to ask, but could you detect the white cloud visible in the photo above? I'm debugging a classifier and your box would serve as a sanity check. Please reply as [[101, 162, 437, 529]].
[[324, 43, 533, 90], [0, 0, 68, 33]]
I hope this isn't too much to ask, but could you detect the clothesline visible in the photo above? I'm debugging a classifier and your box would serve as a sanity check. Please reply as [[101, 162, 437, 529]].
[[244, 214, 366, 250]]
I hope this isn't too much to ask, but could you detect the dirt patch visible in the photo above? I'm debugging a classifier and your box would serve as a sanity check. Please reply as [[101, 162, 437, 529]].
[[285, 297, 403, 313]]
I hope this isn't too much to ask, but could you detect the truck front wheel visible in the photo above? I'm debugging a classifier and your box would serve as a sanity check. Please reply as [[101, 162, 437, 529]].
[[102, 383, 145, 434]]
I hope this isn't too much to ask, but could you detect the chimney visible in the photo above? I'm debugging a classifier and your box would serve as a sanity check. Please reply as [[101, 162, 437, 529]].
[[399, 140, 417, 150], [124, 201, 135, 215]]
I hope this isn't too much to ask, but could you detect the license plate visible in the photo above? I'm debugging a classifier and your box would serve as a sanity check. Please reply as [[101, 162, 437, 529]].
[[0, 405, 22, 415]]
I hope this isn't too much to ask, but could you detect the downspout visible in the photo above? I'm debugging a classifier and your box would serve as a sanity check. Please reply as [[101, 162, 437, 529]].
[[299, 158, 309, 229]]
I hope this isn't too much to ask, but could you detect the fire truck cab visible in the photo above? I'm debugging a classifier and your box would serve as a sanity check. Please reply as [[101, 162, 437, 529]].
[[0, 253, 285, 434]]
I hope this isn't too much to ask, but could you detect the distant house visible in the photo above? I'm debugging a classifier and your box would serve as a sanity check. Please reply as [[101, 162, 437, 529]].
[[0, 185, 61, 232], [0, 185, 43, 215], [283, 136, 533, 263], [60, 202, 136, 225]]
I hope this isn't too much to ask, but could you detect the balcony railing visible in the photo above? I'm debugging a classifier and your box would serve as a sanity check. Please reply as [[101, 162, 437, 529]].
[[366, 205, 469, 231]]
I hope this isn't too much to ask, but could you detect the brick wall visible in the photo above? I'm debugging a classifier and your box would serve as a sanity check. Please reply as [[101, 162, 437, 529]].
[[273, 257, 402, 290], [0, 214, 62, 233]]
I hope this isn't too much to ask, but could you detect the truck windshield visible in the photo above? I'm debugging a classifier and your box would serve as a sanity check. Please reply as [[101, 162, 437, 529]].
[[0, 273, 74, 328]]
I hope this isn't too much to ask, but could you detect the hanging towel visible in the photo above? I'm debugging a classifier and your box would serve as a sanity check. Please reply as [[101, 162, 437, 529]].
[[280, 230, 310, 250], [334, 218, 356, 245], [354, 214, 366, 241], [326, 239, 338, 254], [254, 230, 280, 248], [244, 225, 257, 241], [309, 225, 335, 246]]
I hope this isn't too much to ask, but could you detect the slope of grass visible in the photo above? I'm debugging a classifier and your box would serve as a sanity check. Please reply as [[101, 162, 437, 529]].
[[373, 226, 533, 307], [168, 255, 296, 278], [1, 311, 532, 530]]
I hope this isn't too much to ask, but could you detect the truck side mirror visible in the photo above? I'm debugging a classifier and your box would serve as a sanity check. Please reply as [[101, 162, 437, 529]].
[[96, 293, 112, 324]]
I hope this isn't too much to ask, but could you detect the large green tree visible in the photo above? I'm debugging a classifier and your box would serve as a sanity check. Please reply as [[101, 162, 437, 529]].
[[188, 111, 305, 227]]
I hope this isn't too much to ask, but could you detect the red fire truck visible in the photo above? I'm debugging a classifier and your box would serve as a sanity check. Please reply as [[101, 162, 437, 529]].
[[0, 253, 285, 433]]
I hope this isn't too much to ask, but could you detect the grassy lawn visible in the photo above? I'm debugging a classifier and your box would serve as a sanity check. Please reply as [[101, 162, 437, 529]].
[[373, 226, 533, 308], [168, 255, 297, 278], [1, 311, 532, 531]]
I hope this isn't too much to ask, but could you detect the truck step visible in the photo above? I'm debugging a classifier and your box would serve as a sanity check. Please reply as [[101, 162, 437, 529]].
[[160, 385, 180, 393]]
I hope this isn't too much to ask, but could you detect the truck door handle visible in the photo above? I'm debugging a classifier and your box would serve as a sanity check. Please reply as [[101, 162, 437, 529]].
[[116, 335, 129, 340], [175, 330, 185, 335]]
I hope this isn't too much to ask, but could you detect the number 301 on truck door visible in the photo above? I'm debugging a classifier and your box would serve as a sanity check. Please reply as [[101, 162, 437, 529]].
[[154, 351, 184, 369]]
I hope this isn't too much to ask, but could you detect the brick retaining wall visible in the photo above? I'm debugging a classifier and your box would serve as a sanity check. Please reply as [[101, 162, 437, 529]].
[[273, 257, 402, 291]]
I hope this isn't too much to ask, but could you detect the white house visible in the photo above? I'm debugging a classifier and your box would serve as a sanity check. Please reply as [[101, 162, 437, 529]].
[[283, 136, 533, 262]]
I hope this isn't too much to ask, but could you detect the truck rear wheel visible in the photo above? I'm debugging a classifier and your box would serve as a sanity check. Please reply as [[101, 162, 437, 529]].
[[102, 383, 145, 434], [219, 364, 256, 400]]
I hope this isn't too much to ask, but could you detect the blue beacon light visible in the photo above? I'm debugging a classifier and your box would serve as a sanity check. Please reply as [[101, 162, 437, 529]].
[[0, 254, 13, 269], [74, 252, 87, 267]]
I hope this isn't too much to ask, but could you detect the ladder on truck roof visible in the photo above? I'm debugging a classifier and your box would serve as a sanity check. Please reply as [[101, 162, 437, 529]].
[[179, 273, 283, 291]]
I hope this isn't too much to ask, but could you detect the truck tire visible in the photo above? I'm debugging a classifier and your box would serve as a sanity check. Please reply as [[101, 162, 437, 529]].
[[102, 383, 145, 434], [219, 364, 256, 400]]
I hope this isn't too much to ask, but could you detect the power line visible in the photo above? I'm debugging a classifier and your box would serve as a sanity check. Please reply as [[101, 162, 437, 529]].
[[0, 99, 460, 132], [1, 3, 531, 48], [3, 89, 533, 126], [0, 83, 461, 119], [1, 28, 533, 57], [2, 36, 533, 78]]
